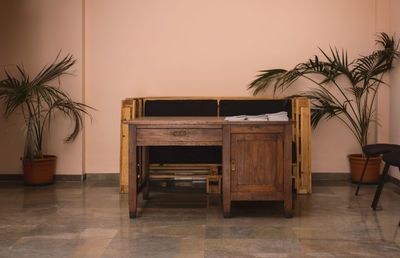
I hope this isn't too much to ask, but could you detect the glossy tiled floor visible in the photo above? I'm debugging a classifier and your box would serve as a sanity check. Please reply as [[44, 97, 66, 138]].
[[0, 180, 400, 258]]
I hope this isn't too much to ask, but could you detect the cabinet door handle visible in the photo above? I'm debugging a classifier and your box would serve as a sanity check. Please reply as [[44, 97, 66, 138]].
[[172, 130, 187, 136], [231, 159, 236, 172]]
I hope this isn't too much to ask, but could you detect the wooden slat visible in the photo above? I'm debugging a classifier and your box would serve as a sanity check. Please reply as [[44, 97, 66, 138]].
[[295, 98, 311, 194], [138, 96, 289, 101], [207, 176, 221, 194], [301, 105, 312, 193], [150, 172, 222, 194], [150, 164, 222, 194], [150, 175, 218, 179], [295, 98, 301, 192], [291, 98, 298, 193], [120, 99, 136, 193], [150, 163, 222, 167], [125, 116, 225, 125], [136, 128, 223, 146], [137, 98, 143, 117], [151, 169, 214, 174]]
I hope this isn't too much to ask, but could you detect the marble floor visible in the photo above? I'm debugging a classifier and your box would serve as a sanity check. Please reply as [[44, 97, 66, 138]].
[[0, 180, 400, 258]]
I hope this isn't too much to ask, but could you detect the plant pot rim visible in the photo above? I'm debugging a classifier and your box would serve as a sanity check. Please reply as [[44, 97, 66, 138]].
[[348, 153, 381, 159], [25, 155, 57, 163], [32, 155, 57, 160]]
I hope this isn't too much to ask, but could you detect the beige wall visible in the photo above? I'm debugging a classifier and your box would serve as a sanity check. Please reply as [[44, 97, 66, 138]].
[[1, 0, 396, 175], [375, 0, 390, 143], [0, 0, 84, 175], [85, 0, 376, 174]]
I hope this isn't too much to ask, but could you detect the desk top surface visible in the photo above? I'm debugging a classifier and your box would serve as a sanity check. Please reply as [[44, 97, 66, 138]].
[[125, 116, 293, 125]]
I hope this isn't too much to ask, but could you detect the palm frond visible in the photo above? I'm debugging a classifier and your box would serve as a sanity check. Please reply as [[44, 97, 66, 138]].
[[31, 54, 76, 87], [47, 99, 93, 143], [248, 69, 287, 95], [0, 53, 93, 158], [248, 32, 400, 148]]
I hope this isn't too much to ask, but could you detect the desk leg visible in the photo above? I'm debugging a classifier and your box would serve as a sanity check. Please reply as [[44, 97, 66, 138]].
[[284, 198, 293, 218], [223, 125, 231, 218], [128, 125, 137, 218], [284, 175, 293, 218], [143, 146, 150, 200]]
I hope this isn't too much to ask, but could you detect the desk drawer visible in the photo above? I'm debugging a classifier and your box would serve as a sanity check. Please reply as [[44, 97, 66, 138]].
[[136, 128, 223, 146]]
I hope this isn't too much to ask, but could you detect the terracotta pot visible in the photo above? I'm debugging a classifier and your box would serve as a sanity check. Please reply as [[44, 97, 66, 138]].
[[24, 155, 57, 185], [348, 154, 381, 184]]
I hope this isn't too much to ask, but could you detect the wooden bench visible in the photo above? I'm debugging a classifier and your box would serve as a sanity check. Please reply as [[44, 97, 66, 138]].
[[120, 97, 311, 194]]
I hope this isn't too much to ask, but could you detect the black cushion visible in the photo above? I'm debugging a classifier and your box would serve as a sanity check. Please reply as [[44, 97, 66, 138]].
[[145, 99, 218, 116], [219, 99, 292, 118]]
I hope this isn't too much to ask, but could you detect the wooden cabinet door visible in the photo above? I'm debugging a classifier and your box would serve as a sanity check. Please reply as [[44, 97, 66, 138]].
[[231, 133, 283, 193]]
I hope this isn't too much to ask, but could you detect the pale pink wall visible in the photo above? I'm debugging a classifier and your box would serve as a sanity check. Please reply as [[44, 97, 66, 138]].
[[389, 0, 400, 179], [85, 0, 376, 174], [375, 0, 391, 143], [0, 0, 84, 175]]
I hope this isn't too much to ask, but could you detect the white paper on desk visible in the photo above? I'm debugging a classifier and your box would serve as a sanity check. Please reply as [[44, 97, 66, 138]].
[[224, 111, 288, 121], [224, 114, 268, 121], [267, 111, 289, 121], [224, 115, 248, 121], [246, 114, 269, 121]]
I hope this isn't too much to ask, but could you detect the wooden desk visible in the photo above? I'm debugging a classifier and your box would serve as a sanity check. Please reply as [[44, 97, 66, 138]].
[[126, 117, 293, 218]]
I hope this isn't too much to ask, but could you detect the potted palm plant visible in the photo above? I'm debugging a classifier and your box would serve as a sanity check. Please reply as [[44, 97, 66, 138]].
[[248, 32, 400, 183], [0, 54, 92, 185]]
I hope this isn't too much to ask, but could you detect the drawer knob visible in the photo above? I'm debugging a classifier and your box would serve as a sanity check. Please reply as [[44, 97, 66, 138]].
[[172, 130, 187, 136]]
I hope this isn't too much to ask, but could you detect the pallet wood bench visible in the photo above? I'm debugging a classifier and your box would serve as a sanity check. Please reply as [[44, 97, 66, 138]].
[[120, 97, 311, 195]]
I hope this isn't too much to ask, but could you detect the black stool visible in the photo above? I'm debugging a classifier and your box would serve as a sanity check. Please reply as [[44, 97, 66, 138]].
[[371, 151, 400, 210], [355, 144, 400, 196]]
